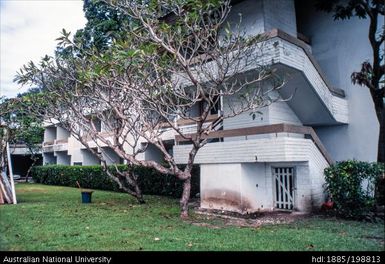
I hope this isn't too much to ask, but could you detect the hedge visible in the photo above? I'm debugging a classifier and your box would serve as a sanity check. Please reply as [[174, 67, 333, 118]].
[[31, 164, 200, 198], [324, 160, 384, 219]]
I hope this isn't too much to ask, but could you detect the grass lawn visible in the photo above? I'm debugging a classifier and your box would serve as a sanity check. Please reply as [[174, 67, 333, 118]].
[[0, 183, 384, 251]]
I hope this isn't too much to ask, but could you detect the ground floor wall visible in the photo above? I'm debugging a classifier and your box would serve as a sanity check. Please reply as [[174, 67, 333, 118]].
[[56, 151, 71, 165], [43, 152, 56, 165], [200, 160, 327, 213]]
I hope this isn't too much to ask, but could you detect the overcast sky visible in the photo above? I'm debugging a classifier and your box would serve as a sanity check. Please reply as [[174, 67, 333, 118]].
[[1, 0, 87, 98]]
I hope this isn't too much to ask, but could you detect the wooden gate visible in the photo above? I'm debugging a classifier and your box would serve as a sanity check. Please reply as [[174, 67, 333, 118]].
[[273, 167, 294, 210]]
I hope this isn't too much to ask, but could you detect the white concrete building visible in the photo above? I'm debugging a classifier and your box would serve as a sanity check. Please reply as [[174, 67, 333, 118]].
[[42, 0, 379, 213]]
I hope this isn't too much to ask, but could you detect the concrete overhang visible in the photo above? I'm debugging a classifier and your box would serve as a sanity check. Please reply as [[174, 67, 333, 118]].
[[265, 29, 348, 125], [176, 29, 349, 126]]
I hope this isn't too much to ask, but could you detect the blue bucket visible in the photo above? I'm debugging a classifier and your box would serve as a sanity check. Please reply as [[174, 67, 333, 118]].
[[81, 191, 93, 203]]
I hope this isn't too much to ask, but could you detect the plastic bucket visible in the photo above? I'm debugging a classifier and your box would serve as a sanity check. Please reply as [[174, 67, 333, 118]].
[[81, 191, 93, 203]]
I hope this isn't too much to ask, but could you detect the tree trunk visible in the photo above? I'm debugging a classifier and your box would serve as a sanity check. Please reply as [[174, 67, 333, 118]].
[[103, 166, 146, 204], [0, 174, 12, 204], [377, 107, 385, 163], [25, 156, 38, 183], [180, 177, 191, 219], [134, 183, 145, 204], [126, 170, 145, 204], [0, 185, 4, 204]]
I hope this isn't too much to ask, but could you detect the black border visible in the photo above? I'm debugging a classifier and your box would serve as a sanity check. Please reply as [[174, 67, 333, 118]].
[[0, 251, 384, 264]]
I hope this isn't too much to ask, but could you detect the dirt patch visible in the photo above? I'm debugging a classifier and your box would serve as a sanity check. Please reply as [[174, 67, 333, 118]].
[[192, 208, 308, 228]]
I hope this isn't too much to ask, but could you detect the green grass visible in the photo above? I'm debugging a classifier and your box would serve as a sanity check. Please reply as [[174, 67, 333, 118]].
[[0, 183, 384, 251]]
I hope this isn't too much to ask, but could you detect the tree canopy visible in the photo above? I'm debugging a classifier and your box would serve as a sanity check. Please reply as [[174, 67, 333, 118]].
[[15, 0, 284, 217]]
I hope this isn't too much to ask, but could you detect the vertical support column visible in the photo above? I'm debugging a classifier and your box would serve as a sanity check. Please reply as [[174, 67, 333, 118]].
[[6, 142, 17, 204]]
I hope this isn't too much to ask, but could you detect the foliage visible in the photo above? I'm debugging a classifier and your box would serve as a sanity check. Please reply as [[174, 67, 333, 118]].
[[31, 164, 200, 198], [324, 160, 385, 219], [0, 91, 44, 149], [315, 0, 383, 19], [71, 0, 133, 53], [1, 184, 384, 251]]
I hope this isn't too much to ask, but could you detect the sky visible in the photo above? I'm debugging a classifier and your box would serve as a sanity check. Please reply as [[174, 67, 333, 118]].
[[1, 0, 87, 98]]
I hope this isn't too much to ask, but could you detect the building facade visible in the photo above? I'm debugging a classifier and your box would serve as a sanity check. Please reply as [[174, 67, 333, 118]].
[[42, 0, 379, 213]]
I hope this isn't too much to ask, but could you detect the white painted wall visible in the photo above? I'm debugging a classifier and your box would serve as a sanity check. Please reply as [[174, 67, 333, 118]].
[[296, 0, 379, 161], [269, 100, 302, 125], [263, 0, 297, 36], [44, 127, 56, 142], [67, 136, 84, 165], [55, 151, 71, 165], [222, 97, 269, 141], [241, 163, 273, 211], [226, 0, 297, 38], [101, 147, 121, 165], [308, 144, 329, 209], [200, 163, 243, 212], [56, 126, 70, 141], [226, 0, 265, 38], [144, 144, 164, 163], [241, 162, 313, 212], [291, 163, 311, 211], [81, 149, 100, 165], [69, 149, 83, 165], [200, 161, 319, 213], [222, 90, 302, 142]]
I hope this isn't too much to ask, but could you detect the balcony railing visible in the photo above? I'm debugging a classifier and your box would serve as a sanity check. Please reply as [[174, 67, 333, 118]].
[[43, 141, 54, 146], [175, 123, 333, 164], [266, 29, 345, 98], [160, 114, 219, 128], [43, 139, 68, 146]]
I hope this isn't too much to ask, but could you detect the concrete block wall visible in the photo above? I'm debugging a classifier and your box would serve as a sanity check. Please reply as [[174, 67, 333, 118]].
[[308, 144, 329, 209]]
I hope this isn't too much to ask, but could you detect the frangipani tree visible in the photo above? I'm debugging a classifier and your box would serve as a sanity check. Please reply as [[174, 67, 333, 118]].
[[16, 0, 286, 217]]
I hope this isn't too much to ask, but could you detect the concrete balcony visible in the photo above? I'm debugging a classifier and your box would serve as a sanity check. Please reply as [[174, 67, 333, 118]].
[[176, 29, 348, 126], [173, 123, 333, 165], [263, 29, 348, 125], [80, 131, 115, 149], [42, 139, 68, 153], [159, 114, 220, 141]]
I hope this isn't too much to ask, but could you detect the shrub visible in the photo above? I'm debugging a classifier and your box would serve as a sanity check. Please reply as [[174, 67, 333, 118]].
[[31, 164, 200, 198], [324, 160, 384, 219]]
